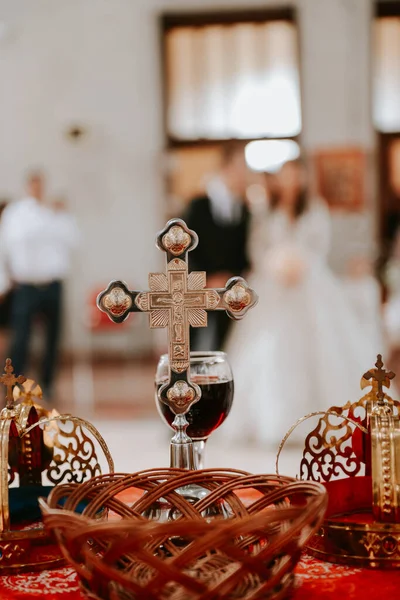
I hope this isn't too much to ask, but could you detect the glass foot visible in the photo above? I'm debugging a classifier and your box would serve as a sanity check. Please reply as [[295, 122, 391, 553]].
[[142, 484, 232, 522]]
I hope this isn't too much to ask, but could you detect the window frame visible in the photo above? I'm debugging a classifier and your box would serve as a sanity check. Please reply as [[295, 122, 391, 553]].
[[159, 7, 302, 150], [374, 3, 400, 249], [376, 1, 400, 18]]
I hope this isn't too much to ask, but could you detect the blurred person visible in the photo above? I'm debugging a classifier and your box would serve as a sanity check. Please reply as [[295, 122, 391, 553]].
[[184, 142, 251, 350], [342, 255, 385, 354], [383, 184, 400, 263], [0, 201, 12, 326], [223, 159, 381, 447], [0, 200, 13, 357], [376, 183, 400, 296], [384, 230, 400, 350], [0, 172, 79, 398]]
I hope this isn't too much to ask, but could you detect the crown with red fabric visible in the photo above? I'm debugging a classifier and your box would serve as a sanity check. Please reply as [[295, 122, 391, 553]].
[[0, 359, 114, 574], [277, 354, 400, 568]]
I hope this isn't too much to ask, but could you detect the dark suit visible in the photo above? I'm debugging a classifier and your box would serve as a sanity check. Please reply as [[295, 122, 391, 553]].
[[0, 291, 12, 329], [184, 195, 250, 350], [377, 209, 400, 285]]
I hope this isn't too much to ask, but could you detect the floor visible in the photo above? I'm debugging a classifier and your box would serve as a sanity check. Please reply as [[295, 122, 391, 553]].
[[53, 348, 400, 479], [5, 349, 400, 480], [50, 358, 301, 478], [87, 418, 301, 479], [58, 353, 400, 412], [55, 357, 160, 419]]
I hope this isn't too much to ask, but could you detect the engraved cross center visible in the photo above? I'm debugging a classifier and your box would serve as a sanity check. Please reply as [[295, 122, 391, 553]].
[[135, 259, 219, 373]]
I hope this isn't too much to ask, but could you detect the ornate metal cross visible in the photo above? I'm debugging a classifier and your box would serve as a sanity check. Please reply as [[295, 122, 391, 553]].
[[363, 354, 395, 404], [97, 219, 257, 465], [1, 359, 26, 410]]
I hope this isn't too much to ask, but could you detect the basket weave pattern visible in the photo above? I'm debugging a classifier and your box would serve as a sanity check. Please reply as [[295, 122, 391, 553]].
[[41, 469, 327, 600]]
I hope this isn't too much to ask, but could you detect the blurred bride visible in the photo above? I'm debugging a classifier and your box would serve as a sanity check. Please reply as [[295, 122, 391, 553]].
[[224, 159, 383, 447]]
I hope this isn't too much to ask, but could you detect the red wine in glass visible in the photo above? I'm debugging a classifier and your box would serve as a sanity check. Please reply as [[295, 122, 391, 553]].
[[156, 376, 234, 440]]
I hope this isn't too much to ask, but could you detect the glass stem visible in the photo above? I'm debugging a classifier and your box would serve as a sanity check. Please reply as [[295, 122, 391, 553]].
[[170, 413, 195, 470], [193, 439, 207, 470]]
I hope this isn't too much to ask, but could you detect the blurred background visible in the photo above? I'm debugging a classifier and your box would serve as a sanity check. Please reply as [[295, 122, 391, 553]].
[[1, 0, 400, 473]]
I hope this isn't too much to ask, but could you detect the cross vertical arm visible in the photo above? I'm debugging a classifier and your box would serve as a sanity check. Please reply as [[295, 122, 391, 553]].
[[97, 219, 258, 415], [97, 220, 202, 413]]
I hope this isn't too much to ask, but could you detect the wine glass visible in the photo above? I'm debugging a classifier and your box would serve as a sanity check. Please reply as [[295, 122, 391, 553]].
[[155, 351, 234, 469]]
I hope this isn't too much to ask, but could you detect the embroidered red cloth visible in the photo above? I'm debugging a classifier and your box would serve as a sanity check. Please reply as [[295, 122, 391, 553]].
[[2, 487, 400, 599]]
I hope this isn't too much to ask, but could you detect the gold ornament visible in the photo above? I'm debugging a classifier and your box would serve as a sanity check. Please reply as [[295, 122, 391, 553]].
[[277, 354, 400, 568], [0, 359, 114, 574]]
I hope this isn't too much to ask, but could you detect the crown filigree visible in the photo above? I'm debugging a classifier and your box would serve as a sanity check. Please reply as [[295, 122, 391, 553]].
[[0, 359, 114, 574], [277, 354, 400, 568]]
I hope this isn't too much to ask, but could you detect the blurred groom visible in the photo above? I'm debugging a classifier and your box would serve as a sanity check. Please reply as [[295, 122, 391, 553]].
[[184, 142, 251, 350]]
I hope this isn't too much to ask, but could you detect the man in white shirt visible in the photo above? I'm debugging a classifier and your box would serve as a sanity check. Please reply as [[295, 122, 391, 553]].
[[0, 172, 79, 398]]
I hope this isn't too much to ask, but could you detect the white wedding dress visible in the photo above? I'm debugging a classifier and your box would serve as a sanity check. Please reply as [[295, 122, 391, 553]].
[[223, 202, 383, 447]]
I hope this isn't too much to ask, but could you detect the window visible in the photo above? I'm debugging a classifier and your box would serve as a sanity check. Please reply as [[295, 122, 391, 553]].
[[165, 17, 301, 141], [374, 11, 400, 132], [374, 2, 400, 259], [161, 8, 302, 196]]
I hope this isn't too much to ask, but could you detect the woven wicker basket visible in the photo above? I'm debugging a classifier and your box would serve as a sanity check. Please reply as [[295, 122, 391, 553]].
[[40, 468, 327, 600]]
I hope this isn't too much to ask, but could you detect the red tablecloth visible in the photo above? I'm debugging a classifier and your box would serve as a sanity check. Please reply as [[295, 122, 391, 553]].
[[2, 487, 400, 599], [1, 555, 400, 600]]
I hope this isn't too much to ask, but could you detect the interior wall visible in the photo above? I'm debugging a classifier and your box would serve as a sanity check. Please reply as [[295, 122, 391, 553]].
[[0, 0, 375, 351]]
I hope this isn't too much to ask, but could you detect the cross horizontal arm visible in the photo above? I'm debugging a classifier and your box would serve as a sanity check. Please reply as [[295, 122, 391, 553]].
[[98, 275, 258, 325], [208, 277, 258, 320], [97, 281, 148, 323]]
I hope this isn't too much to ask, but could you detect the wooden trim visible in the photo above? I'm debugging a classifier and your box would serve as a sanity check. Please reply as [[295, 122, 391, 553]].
[[161, 7, 295, 31], [378, 132, 388, 242], [376, 131, 400, 294], [166, 136, 300, 150], [376, 1, 400, 17], [159, 14, 169, 156], [377, 132, 400, 238], [294, 6, 303, 151]]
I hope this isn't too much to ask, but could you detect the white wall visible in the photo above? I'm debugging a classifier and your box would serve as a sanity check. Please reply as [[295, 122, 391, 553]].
[[0, 0, 375, 351], [0, 0, 165, 352], [298, 0, 377, 272], [300, 0, 374, 149]]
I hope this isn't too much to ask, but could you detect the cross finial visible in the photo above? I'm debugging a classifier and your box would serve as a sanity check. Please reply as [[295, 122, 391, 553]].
[[363, 354, 395, 403], [0, 359, 27, 409]]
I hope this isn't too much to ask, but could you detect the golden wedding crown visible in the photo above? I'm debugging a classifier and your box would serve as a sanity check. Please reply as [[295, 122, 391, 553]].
[[277, 354, 400, 568], [0, 358, 114, 574]]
